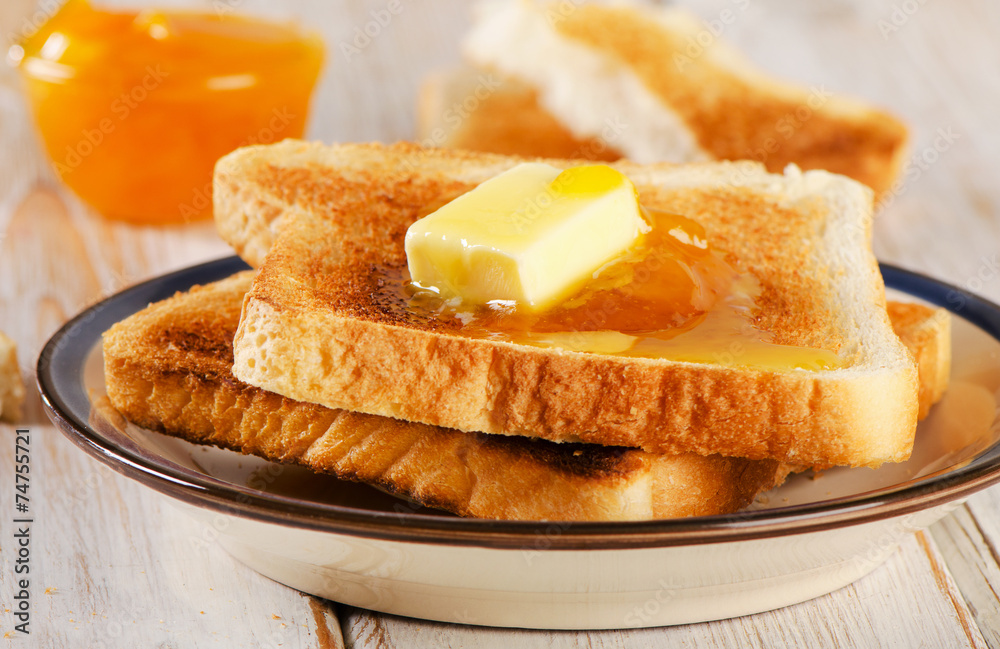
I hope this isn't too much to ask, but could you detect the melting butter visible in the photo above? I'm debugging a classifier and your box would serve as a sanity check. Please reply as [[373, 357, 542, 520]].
[[404, 163, 650, 312]]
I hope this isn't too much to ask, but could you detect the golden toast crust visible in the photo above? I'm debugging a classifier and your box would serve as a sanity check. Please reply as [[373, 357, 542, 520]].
[[888, 301, 951, 419]]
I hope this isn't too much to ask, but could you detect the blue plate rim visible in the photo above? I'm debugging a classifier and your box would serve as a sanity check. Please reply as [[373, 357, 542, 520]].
[[36, 256, 1000, 550]]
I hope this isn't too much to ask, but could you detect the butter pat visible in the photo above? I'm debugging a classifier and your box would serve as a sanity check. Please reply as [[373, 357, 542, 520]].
[[405, 163, 649, 311]]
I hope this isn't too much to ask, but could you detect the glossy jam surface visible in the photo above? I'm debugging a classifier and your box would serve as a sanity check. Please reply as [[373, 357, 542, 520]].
[[10, 0, 323, 224], [397, 206, 841, 371]]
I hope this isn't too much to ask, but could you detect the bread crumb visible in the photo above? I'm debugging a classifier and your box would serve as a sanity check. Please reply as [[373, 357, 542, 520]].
[[45, 587, 57, 595], [0, 331, 25, 422], [272, 614, 281, 620]]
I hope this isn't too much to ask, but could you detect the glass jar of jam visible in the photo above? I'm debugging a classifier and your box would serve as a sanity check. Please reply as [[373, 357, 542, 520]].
[[8, 0, 324, 224]]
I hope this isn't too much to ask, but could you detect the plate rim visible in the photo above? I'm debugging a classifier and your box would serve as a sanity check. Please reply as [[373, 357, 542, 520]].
[[37, 256, 1000, 550]]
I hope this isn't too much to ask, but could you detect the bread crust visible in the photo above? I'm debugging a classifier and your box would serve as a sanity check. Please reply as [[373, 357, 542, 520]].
[[888, 302, 951, 420], [102, 272, 787, 521], [217, 141, 919, 468], [557, 6, 909, 197]]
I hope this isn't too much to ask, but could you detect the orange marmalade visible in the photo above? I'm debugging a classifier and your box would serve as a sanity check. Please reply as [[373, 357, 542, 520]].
[[9, 0, 323, 224], [400, 179, 841, 370]]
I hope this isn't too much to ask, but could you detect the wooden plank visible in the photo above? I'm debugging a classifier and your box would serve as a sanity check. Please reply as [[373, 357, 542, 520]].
[[938, 489, 1000, 644], [0, 426, 346, 647]]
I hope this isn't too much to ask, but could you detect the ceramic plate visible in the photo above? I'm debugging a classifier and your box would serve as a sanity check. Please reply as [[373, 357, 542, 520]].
[[39, 257, 1000, 629]]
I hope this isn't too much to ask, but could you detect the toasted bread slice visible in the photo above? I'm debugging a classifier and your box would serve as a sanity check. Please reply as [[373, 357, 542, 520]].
[[888, 302, 950, 420], [419, 68, 622, 162], [102, 271, 790, 521], [462, 2, 908, 198], [211, 133, 947, 429], [216, 140, 918, 468]]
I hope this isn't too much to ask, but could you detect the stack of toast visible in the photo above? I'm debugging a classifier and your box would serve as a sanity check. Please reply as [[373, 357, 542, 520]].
[[103, 141, 950, 521], [101, 1, 945, 523]]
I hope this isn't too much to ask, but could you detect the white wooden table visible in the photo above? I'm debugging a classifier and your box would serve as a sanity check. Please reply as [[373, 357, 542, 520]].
[[2, 0, 999, 646]]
